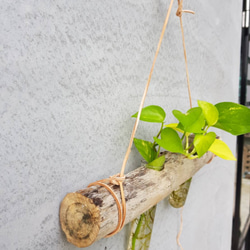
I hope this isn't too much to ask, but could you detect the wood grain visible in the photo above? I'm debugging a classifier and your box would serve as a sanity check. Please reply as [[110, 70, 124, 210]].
[[60, 151, 213, 247]]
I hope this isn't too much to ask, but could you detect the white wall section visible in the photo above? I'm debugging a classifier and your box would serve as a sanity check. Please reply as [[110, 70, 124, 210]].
[[0, 0, 242, 249]]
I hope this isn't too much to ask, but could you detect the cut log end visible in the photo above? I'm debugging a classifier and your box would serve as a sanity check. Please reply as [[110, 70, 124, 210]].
[[60, 193, 100, 248]]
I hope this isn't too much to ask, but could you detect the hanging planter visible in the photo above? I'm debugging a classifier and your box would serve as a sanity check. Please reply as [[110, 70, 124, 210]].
[[59, 0, 250, 249], [60, 100, 250, 248], [60, 151, 213, 248]]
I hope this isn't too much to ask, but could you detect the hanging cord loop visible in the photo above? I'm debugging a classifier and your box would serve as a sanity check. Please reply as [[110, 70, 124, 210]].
[[88, 0, 175, 237], [88, 174, 126, 237], [176, 0, 195, 109], [175, 1, 195, 249]]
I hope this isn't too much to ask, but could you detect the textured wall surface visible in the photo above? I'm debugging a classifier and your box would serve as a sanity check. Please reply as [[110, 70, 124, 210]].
[[0, 0, 242, 249]]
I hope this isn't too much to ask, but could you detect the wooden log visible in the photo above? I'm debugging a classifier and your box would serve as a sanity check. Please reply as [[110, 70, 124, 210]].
[[60, 151, 213, 248]]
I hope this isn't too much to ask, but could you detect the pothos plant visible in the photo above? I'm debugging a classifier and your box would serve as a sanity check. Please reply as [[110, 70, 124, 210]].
[[132, 100, 250, 169], [128, 100, 250, 250]]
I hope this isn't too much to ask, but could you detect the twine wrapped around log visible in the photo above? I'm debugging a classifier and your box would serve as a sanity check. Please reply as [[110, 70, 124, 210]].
[[59, 151, 213, 248]]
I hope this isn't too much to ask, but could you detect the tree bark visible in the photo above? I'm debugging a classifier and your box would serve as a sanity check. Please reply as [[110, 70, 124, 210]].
[[60, 151, 213, 248]]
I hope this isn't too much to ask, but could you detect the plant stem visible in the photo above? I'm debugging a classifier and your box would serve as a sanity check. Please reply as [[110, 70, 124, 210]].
[[187, 154, 199, 159], [156, 146, 161, 157], [189, 148, 196, 155], [152, 122, 164, 149], [186, 143, 193, 150], [132, 213, 145, 250], [185, 134, 189, 153], [158, 122, 164, 137], [204, 126, 210, 133], [181, 133, 185, 141]]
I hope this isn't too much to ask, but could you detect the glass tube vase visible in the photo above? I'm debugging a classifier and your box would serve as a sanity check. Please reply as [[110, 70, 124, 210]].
[[169, 178, 192, 208]]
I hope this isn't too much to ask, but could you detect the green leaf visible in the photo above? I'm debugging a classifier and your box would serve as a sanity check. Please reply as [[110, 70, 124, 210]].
[[193, 132, 216, 157], [132, 105, 166, 123], [173, 107, 205, 133], [153, 127, 184, 154], [213, 102, 250, 135], [146, 155, 165, 171], [133, 138, 157, 163], [165, 123, 186, 134], [209, 139, 236, 160], [198, 100, 219, 126]]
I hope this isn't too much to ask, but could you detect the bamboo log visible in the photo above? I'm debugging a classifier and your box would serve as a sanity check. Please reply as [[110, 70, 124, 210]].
[[60, 151, 213, 248]]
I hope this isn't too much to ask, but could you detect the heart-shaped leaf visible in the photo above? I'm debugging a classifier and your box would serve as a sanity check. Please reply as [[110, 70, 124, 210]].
[[209, 139, 236, 160], [146, 155, 165, 171], [213, 102, 250, 135], [133, 138, 157, 163], [165, 123, 186, 134], [154, 127, 184, 154], [193, 132, 216, 157], [132, 105, 166, 123], [172, 107, 205, 133], [198, 100, 219, 126]]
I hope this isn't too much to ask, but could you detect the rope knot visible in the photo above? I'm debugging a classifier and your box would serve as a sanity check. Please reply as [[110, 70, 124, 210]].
[[108, 174, 125, 185], [176, 0, 183, 17], [176, 0, 195, 17], [87, 172, 126, 237]]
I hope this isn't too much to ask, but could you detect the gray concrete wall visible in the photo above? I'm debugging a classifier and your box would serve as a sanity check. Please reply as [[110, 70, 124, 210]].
[[0, 0, 242, 249]]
